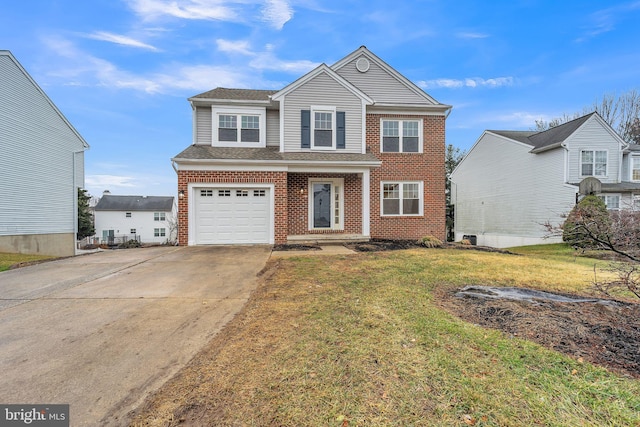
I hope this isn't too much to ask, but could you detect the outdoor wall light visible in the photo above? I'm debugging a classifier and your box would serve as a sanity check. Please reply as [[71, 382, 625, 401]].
[[178, 190, 185, 199], [300, 187, 304, 194]]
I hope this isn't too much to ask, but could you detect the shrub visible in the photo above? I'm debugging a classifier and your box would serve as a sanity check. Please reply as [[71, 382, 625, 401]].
[[119, 239, 142, 249], [420, 235, 443, 248], [460, 239, 472, 246], [562, 195, 611, 249]]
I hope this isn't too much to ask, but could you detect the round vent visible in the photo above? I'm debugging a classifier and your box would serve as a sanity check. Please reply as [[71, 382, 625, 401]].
[[356, 57, 370, 73]]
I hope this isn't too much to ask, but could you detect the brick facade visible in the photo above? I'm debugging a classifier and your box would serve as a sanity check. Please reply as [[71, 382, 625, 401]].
[[367, 114, 446, 241]]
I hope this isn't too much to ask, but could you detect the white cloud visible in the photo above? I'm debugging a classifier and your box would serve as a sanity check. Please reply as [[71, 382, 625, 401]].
[[85, 31, 159, 51], [86, 174, 137, 189], [456, 32, 489, 39], [126, 0, 238, 21], [249, 51, 319, 73], [418, 77, 516, 89], [216, 39, 254, 55], [261, 0, 293, 29], [576, 1, 640, 42]]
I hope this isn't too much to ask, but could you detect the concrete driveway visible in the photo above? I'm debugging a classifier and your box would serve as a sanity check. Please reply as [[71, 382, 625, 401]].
[[0, 245, 271, 426]]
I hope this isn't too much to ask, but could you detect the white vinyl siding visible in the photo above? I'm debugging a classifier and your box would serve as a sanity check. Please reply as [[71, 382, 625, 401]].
[[0, 53, 87, 239], [450, 133, 575, 248], [282, 72, 363, 153], [334, 55, 431, 105], [266, 109, 280, 147], [94, 209, 175, 244]]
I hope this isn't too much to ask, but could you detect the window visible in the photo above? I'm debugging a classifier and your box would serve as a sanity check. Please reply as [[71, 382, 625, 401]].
[[154, 212, 166, 221], [125, 212, 132, 218], [381, 119, 421, 153], [236, 190, 249, 197], [581, 150, 607, 177], [254, 189, 266, 197], [301, 108, 345, 150], [218, 190, 231, 197], [382, 182, 423, 216], [130, 229, 137, 234], [314, 111, 333, 147], [154, 228, 166, 237], [633, 157, 640, 181], [598, 194, 620, 210], [200, 190, 213, 197], [212, 107, 265, 147]]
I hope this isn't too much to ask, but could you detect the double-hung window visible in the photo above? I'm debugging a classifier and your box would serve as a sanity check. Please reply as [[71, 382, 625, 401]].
[[381, 119, 422, 153], [598, 194, 620, 210], [212, 107, 266, 147], [154, 212, 165, 221], [301, 107, 345, 150], [632, 157, 640, 181], [381, 182, 423, 216], [154, 228, 166, 237], [581, 150, 607, 177]]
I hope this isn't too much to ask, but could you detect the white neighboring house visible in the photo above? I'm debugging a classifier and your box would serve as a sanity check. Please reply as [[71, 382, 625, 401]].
[[450, 112, 640, 248], [0, 50, 89, 256], [94, 194, 176, 245]]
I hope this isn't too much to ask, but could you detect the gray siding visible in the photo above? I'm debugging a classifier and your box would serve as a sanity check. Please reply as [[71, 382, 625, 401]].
[[565, 117, 622, 184], [266, 109, 279, 147], [282, 72, 363, 153], [0, 54, 86, 238], [195, 106, 212, 145], [335, 55, 430, 105], [451, 133, 575, 247]]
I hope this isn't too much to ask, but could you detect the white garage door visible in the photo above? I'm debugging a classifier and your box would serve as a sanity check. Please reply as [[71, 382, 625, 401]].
[[195, 188, 270, 244]]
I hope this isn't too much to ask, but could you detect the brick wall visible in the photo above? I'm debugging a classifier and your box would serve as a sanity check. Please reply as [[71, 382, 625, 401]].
[[367, 114, 446, 240], [287, 173, 362, 235], [176, 170, 288, 245]]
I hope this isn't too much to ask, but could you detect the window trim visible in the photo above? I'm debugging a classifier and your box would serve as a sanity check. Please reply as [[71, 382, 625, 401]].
[[632, 156, 640, 182], [308, 177, 344, 230], [380, 181, 424, 216], [597, 193, 621, 211], [154, 228, 166, 237], [154, 212, 166, 221], [310, 105, 337, 150], [212, 106, 266, 148], [580, 149, 608, 178], [380, 118, 423, 153]]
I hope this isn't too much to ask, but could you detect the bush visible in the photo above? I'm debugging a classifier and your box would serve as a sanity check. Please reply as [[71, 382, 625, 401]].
[[420, 236, 443, 248], [562, 195, 611, 249], [460, 239, 472, 246], [119, 239, 142, 249]]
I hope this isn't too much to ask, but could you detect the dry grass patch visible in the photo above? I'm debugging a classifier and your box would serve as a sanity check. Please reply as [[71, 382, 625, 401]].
[[131, 249, 640, 427], [0, 252, 55, 271]]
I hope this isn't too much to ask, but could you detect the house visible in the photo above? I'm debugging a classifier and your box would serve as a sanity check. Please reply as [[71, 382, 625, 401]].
[[94, 193, 176, 245], [0, 50, 89, 256], [450, 112, 640, 248], [172, 46, 451, 246]]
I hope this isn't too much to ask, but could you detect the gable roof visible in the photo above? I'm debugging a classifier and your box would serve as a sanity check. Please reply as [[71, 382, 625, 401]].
[[95, 195, 174, 211], [331, 46, 442, 106], [0, 50, 89, 149], [488, 112, 603, 153], [270, 63, 373, 104], [190, 87, 278, 101]]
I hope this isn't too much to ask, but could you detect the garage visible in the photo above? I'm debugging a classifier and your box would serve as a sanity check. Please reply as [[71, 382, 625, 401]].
[[194, 187, 271, 244]]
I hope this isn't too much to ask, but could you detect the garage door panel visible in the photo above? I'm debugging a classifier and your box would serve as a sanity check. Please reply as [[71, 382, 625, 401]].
[[195, 187, 270, 244]]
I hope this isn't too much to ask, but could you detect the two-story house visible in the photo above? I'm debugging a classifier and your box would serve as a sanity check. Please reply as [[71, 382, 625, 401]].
[[0, 50, 88, 256], [94, 193, 176, 245], [172, 46, 451, 246], [450, 112, 640, 248]]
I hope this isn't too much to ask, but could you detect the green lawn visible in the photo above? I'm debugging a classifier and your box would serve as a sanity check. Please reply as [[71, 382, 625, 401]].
[[0, 252, 54, 272], [132, 245, 640, 427]]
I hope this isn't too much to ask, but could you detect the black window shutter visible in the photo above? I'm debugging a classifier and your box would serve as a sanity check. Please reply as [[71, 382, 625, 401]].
[[336, 111, 346, 149], [301, 110, 310, 148]]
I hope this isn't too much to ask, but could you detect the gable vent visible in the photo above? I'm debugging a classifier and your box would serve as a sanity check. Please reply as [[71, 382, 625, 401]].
[[356, 57, 370, 73]]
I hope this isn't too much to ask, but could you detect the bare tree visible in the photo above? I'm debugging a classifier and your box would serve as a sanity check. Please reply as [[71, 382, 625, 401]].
[[535, 89, 640, 144]]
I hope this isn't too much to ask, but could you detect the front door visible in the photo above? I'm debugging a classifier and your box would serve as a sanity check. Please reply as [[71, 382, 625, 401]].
[[309, 179, 343, 230]]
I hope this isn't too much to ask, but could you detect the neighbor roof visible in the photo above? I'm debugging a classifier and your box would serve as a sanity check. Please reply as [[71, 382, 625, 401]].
[[489, 113, 598, 152], [95, 195, 174, 211], [190, 87, 278, 101]]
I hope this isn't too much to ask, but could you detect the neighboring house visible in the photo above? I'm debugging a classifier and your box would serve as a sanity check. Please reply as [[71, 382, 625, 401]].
[[94, 193, 176, 245], [0, 50, 88, 256], [172, 46, 451, 245], [450, 112, 640, 248]]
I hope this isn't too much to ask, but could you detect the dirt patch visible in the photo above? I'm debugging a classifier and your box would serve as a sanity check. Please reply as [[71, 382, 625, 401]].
[[345, 239, 516, 254], [437, 287, 640, 378], [272, 244, 321, 251]]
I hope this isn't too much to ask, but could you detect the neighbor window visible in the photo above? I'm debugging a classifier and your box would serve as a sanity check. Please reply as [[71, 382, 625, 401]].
[[125, 212, 132, 218], [632, 157, 640, 181], [598, 194, 620, 210], [581, 150, 607, 177], [381, 182, 422, 216], [381, 119, 421, 153], [154, 228, 166, 237], [212, 107, 266, 147], [154, 212, 165, 221], [130, 229, 136, 234]]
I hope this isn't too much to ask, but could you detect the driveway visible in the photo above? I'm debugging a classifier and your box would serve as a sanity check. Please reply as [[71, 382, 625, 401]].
[[0, 245, 271, 426]]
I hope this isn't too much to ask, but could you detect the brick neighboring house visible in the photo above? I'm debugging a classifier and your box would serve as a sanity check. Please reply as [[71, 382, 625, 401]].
[[173, 46, 451, 245]]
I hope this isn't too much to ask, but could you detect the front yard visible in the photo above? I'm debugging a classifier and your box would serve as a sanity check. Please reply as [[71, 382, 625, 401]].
[[131, 245, 640, 426]]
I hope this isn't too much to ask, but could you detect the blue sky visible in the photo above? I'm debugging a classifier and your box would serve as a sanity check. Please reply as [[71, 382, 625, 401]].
[[2, 0, 640, 197]]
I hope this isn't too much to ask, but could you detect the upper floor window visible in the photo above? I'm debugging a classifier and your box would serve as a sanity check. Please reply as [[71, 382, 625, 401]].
[[154, 212, 165, 221], [381, 119, 422, 153], [212, 107, 266, 148], [314, 111, 334, 148], [301, 108, 345, 150], [581, 150, 607, 177], [632, 157, 640, 181], [125, 212, 132, 218]]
